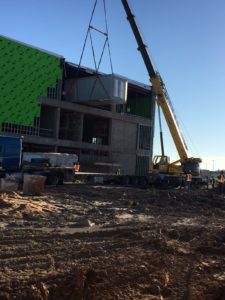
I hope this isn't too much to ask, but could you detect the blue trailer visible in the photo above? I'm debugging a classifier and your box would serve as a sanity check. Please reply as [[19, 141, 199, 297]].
[[0, 136, 22, 172]]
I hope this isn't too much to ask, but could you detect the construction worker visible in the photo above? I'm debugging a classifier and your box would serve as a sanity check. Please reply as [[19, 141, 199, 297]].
[[217, 171, 224, 193], [74, 161, 80, 175], [185, 171, 192, 190], [211, 176, 215, 189]]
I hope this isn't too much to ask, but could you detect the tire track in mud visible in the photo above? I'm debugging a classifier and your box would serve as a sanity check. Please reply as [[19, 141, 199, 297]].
[[1, 186, 225, 299], [0, 226, 152, 299], [1, 224, 225, 299]]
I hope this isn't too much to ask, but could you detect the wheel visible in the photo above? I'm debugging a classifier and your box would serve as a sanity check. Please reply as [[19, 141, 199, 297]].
[[47, 172, 63, 185]]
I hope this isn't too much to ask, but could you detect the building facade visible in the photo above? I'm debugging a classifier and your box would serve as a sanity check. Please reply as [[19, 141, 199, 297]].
[[0, 34, 155, 176]]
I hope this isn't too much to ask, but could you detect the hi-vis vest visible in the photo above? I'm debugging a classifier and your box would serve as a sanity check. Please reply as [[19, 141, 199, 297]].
[[186, 173, 192, 182], [218, 175, 224, 183], [74, 163, 80, 172]]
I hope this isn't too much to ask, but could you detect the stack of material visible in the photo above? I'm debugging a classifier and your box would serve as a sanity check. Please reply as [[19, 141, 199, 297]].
[[23, 175, 46, 195], [0, 178, 18, 192]]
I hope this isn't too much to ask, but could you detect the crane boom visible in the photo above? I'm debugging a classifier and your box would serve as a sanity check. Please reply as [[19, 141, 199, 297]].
[[121, 0, 201, 172], [121, 0, 156, 78]]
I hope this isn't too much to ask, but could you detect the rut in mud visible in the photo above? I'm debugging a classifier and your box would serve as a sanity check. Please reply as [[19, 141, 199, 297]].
[[1, 184, 225, 299]]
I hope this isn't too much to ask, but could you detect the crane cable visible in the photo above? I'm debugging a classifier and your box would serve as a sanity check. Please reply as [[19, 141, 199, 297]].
[[78, 0, 113, 73], [78, 0, 98, 69], [103, 0, 114, 73], [77, 0, 114, 101]]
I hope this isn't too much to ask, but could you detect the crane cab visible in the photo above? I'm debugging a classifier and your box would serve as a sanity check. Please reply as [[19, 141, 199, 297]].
[[152, 155, 183, 175]]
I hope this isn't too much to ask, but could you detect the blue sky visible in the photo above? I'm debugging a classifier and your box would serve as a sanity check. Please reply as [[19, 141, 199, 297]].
[[1, 0, 225, 170]]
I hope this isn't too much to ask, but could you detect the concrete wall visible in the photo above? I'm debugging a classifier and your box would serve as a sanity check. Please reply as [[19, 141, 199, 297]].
[[110, 119, 137, 175], [21, 94, 154, 176]]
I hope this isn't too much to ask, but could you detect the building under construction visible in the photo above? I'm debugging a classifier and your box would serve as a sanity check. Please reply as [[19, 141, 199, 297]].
[[0, 34, 155, 176]]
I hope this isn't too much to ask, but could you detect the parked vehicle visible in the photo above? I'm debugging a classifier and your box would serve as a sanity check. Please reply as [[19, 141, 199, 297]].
[[0, 135, 78, 185]]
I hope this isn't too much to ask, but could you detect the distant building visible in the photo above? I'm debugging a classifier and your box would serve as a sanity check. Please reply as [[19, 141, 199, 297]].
[[0, 34, 155, 175]]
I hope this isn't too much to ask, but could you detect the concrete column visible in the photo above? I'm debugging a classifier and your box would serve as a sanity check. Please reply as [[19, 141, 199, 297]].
[[78, 113, 84, 142], [54, 107, 61, 139], [110, 104, 116, 112]]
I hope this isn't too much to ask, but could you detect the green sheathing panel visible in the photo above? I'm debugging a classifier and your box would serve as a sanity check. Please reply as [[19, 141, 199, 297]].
[[0, 35, 62, 131], [127, 96, 151, 119]]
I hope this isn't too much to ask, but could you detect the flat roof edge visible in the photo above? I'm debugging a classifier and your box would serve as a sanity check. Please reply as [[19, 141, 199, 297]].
[[0, 34, 64, 59]]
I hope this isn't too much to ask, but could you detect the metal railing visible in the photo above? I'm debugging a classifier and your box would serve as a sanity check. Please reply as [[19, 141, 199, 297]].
[[1, 121, 54, 138], [47, 80, 62, 99]]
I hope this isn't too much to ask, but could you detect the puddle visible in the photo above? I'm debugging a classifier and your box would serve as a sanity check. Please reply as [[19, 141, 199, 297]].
[[115, 213, 154, 223], [214, 273, 225, 280], [116, 213, 133, 220], [94, 201, 112, 206], [172, 218, 199, 226], [0, 222, 7, 229]]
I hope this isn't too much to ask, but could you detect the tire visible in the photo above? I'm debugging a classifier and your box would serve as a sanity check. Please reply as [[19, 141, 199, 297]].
[[47, 172, 63, 185]]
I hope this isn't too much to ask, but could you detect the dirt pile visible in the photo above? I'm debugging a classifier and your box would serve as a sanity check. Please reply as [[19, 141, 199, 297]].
[[0, 185, 225, 299]]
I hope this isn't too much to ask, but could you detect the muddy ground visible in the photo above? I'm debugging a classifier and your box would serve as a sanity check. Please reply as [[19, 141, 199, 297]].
[[0, 184, 225, 299]]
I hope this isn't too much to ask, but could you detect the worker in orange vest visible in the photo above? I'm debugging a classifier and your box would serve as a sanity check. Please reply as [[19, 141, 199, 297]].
[[74, 161, 80, 174], [217, 170, 224, 193], [185, 171, 192, 190]]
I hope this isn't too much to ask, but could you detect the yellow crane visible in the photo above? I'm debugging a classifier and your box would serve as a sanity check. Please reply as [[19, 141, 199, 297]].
[[121, 0, 202, 176]]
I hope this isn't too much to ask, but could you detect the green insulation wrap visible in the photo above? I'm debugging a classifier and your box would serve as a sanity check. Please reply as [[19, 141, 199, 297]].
[[0, 35, 62, 130], [127, 96, 151, 119]]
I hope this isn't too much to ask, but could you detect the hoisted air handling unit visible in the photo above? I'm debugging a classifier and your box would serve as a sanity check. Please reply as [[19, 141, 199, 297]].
[[64, 74, 128, 105]]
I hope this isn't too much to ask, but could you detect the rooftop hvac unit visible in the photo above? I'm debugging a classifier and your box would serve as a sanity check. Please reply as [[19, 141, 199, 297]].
[[68, 74, 128, 104]]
